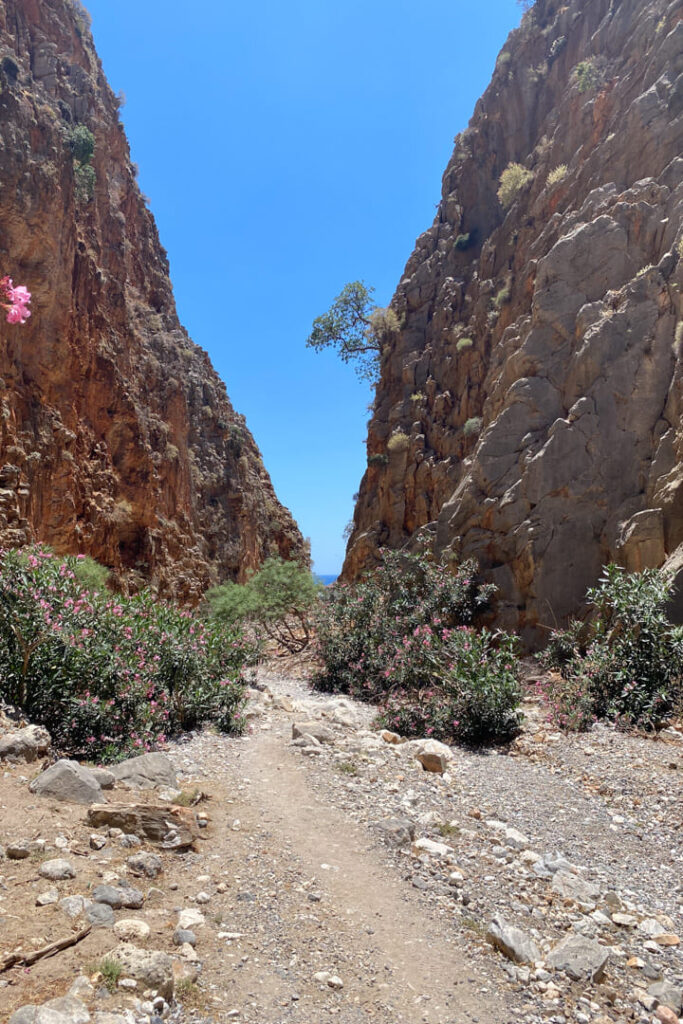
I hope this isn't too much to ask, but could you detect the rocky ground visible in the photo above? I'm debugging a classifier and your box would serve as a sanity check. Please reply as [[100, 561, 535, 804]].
[[0, 660, 681, 1024]]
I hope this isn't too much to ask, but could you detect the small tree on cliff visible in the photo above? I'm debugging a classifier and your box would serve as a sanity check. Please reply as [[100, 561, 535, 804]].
[[305, 281, 400, 384]]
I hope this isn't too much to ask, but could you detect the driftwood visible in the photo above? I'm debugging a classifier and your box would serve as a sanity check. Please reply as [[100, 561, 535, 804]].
[[0, 924, 91, 973]]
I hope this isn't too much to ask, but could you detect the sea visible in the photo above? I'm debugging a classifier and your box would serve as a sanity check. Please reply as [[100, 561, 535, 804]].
[[315, 574, 339, 587]]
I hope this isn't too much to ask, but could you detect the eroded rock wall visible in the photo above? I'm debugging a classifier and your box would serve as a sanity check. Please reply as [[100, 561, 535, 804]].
[[0, 0, 303, 597], [344, 0, 683, 642]]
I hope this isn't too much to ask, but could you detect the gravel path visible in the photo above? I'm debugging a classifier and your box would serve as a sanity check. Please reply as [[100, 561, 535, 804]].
[[162, 662, 683, 1024]]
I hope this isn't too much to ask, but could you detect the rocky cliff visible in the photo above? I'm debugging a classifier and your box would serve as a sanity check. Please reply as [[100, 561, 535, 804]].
[[0, 0, 303, 597], [344, 0, 683, 643]]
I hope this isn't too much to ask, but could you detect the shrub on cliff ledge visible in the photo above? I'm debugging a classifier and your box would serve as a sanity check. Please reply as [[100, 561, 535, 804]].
[[0, 547, 253, 759], [539, 565, 683, 731], [312, 550, 521, 745], [497, 162, 533, 209]]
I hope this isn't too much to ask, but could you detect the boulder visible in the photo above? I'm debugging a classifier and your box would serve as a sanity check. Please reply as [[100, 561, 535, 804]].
[[87, 803, 196, 848], [551, 868, 600, 904], [110, 943, 174, 1000], [30, 759, 102, 805], [412, 738, 453, 773], [486, 915, 541, 964], [292, 721, 336, 744], [89, 767, 115, 789], [648, 981, 683, 1015], [126, 851, 163, 878], [547, 933, 610, 981], [375, 817, 416, 848], [109, 753, 177, 790], [0, 724, 51, 762], [113, 918, 151, 943], [39, 858, 76, 881]]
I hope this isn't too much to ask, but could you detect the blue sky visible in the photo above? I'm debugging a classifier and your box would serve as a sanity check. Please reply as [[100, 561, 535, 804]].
[[83, 0, 524, 575]]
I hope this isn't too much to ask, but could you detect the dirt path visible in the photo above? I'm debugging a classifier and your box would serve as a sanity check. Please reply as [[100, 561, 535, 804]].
[[169, 716, 515, 1024]]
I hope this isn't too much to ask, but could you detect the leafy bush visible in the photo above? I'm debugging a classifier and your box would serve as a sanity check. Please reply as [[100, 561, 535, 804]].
[[454, 233, 473, 251], [73, 555, 110, 593], [69, 125, 95, 164], [377, 629, 521, 745], [497, 163, 533, 209], [463, 416, 483, 437], [0, 547, 253, 760], [575, 60, 600, 94], [456, 337, 474, 351], [539, 564, 683, 731], [410, 391, 426, 403], [493, 286, 510, 308], [207, 557, 320, 654], [312, 550, 521, 745], [387, 431, 410, 453], [368, 452, 388, 467]]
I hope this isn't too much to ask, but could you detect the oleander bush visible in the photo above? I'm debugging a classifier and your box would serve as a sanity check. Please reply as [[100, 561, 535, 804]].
[[0, 547, 254, 759], [313, 550, 522, 745], [539, 564, 683, 731]]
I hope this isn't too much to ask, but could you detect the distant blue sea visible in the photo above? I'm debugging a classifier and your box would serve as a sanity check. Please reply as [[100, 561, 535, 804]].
[[315, 574, 339, 587]]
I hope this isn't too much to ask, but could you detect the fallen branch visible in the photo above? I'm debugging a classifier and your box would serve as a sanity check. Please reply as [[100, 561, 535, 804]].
[[0, 924, 91, 973]]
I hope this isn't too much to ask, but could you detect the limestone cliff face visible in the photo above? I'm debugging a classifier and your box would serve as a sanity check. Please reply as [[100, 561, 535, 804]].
[[344, 0, 683, 642], [0, 0, 303, 597]]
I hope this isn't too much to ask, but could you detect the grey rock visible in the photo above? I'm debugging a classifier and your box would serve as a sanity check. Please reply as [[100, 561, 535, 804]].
[[86, 902, 115, 928], [173, 928, 196, 946], [39, 858, 76, 881], [30, 759, 103, 805], [60, 895, 90, 918], [375, 817, 416, 848], [547, 934, 610, 981], [44, 997, 90, 1024], [126, 851, 163, 878], [109, 943, 174, 1000], [0, 725, 50, 762], [92, 884, 123, 908], [648, 981, 683, 1015], [118, 883, 144, 909], [486, 914, 541, 964], [89, 767, 115, 789], [7, 841, 31, 859], [551, 869, 600, 904], [36, 888, 59, 906], [110, 753, 176, 790], [291, 721, 335, 744]]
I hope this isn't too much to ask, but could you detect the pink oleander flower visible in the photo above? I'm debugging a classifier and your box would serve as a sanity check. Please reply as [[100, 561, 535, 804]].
[[1, 276, 31, 324]]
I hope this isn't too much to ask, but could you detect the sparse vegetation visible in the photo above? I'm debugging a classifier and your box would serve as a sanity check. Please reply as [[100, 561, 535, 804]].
[[90, 957, 122, 993], [456, 337, 474, 352], [539, 565, 683, 731], [387, 431, 410, 453], [575, 59, 600, 94], [463, 416, 483, 438], [454, 232, 474, 251], [69, 124, 96, 202], [496, 52, 512, 71], [410, 391, 426, 403], [493, 287, 511, 308], [547, 164, 568, 187], [368, 452, 388, 467], [497, 162, 533, 209]]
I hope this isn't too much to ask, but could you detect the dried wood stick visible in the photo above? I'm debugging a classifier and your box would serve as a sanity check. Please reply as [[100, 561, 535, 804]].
[[0, 924, 91, 973]]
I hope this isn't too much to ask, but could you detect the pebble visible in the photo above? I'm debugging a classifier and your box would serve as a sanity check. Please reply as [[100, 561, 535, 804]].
[[39, 858, 75, 880]]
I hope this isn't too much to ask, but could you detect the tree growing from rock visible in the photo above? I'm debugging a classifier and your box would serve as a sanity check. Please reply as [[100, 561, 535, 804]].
[[305, 281, 400, 384]]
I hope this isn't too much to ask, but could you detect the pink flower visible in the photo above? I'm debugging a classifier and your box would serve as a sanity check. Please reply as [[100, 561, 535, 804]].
[[1, 277, 31, 324]]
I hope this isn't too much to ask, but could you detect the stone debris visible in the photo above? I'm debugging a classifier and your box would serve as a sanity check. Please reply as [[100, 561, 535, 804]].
[[0, 725, 51, 763], [486, 914, 541, 964], [547, 933, 610, 981]]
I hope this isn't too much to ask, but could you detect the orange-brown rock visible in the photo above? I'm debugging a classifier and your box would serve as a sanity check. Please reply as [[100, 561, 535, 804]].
[[0, 0, 303, 596], [344, 0, 683, 643]]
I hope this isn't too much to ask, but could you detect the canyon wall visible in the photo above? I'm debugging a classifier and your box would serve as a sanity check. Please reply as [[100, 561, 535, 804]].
[[344, 0, 683, 643], [0, 0, 303, 597]]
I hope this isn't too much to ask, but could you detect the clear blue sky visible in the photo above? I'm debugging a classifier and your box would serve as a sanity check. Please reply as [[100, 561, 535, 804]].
[[83, 0, 523, 576]]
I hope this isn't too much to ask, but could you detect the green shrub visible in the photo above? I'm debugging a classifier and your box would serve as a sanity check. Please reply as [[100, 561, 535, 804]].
[[575, 60, 600, 94], [463, 416, 483, 437], [547, 164, 568, 187], [493, 287, 510, 308], [456, 337, 474, 352], [454, 233, 473, 251], [0, 547, 253, 760], [410, 391, 426, 403], [497, 163, 533, 209], [313, 550, 520, 745], [69, 124, 95, 164], [539, 564, 683, 731], [496, 52, 511, 70], [73, 554, 110, 593], [74, 163, 96, 201], [207, 557, 320, 654], [368, 452, 388, 467], [387, 431, 410, 453]]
